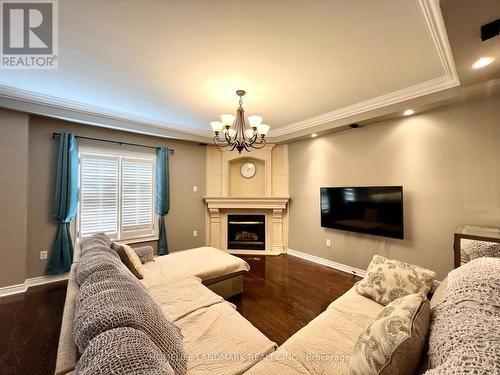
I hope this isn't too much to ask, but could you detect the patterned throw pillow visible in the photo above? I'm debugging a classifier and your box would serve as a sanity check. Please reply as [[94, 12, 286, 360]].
[[112, 242, 144, 279], [356, 255, 436, 306], [133, 245, 155, 264], [350, 293, 430, 375], [461, 239, 500, 261], [76, 327, 175, 375]]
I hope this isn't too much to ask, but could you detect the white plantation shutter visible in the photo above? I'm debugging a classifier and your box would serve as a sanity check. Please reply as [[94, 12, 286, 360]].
[[78, 147, 157, 241], [79, 155, 119, 237], [121, 158, 155, 238]]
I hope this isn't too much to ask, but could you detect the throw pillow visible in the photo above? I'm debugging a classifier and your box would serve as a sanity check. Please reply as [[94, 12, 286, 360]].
[[111, 242, 144, 279], [350, 293, 430, 375], [461, 239, 500, 261], [133, 245, 155, 264], [75, 249, 124, 286], [80, 232, 112, 254], [75, 327, 175, 375], [356, 255, 436, 305]]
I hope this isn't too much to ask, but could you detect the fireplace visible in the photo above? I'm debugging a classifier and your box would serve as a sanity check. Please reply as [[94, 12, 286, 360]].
[[227, 214, 265, 250]]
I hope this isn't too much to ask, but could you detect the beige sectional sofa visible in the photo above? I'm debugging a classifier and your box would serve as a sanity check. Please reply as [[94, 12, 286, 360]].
[[55, 245, 276, 374], [61, 238, 492, 375]]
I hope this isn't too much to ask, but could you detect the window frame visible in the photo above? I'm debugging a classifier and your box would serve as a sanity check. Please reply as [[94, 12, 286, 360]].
[[77, 144, 158, 244]]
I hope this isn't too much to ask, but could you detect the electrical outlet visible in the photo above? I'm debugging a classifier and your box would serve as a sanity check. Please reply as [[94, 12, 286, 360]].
[[40, 250, 48, 260], [193, 230, 198, 237], [326, 239, 331, 247], [193, 185, 198, 192]]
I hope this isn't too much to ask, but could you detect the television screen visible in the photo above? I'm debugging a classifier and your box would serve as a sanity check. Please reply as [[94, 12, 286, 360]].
[[320, 186, 404, 239]]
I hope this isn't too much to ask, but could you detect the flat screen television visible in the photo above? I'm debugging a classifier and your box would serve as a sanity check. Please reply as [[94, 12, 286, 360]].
[[320, 186, 404, 239]]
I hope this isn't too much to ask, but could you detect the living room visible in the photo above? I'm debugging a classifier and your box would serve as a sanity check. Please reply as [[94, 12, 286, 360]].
[[0, 0, 499, 374]]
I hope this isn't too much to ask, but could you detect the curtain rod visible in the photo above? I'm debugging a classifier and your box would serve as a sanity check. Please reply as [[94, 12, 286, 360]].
[[52, 133, 174, 153]]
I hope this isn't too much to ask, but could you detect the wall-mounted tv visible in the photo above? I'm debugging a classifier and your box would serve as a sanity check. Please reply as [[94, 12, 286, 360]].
[[320, 186, 404, 239]]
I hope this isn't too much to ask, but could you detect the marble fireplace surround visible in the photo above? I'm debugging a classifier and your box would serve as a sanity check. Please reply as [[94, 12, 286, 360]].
[[205, 144, 289, 255], [204, 197, 289, 255]]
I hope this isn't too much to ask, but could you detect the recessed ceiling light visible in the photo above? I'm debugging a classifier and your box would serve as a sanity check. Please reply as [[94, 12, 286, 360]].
[[403, 109, 415, 116], [472, 57, 495, 69], [311, 133, 318, 138]]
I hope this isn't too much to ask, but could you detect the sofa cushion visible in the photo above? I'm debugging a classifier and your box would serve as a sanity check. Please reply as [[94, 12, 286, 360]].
[[429, 277, 447, 311], [427, 258, 500, 374], [74, 268, 187, 375], [461, 239, 500, 261], [356, 255, 436, 306], [349, 293, 430, 375], [140, 247, 250, 284], [176, 301, 277, 375], [75, 327, 176, 375], [112, 242, 144, 279], [245, 287, 384, 375]]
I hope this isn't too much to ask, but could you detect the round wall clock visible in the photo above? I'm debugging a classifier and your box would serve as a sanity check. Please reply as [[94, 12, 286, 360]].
[[240, 162, 256, 179]]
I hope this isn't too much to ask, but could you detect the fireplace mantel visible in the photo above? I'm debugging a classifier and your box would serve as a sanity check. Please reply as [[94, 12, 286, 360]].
[[204, 197, 289, 210], [204, 197, 289, 255], [204, 145, 289, 255]]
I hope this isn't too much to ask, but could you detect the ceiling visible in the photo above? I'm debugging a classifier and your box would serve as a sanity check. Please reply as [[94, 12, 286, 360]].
[[0, 0, 494, 141]]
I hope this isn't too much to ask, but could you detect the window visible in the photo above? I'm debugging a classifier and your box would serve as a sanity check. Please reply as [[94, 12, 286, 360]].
[[78, 146, 157, 242]]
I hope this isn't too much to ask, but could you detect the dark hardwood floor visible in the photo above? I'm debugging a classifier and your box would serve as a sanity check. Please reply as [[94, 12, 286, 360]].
[[0, 282, 67, 375], [231, 254, 360, 345], [0, 254, 359, 374]]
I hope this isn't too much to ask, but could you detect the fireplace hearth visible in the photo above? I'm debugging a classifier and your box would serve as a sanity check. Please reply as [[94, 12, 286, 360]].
[[227, 214, 265, 250]]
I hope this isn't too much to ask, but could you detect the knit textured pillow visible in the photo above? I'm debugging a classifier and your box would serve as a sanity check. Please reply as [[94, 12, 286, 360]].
[[350, 293, 430, 375], [111, 242, 144, 279], [73, 268, 186, 375], [461, 239, 500, 261], [75, 327, 176, 375], [426, 258, 500, 374], [133, 245, 155, 264], [75, 246, 124, 286], [80, 233, 112, 254], [356, 255, 436, 306]]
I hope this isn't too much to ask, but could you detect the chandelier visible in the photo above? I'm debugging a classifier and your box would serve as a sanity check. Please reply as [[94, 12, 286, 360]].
[[210, 90, 270, 153]]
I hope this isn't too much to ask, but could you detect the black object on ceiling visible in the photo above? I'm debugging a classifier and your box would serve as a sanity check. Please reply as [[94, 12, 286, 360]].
[[481, 19, 499, 41], [349, 124, 360, 129]]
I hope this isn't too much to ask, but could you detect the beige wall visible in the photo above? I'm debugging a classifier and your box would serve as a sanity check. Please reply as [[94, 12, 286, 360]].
[[26, 116, 206, 278], [0, 109, 29, 288], [0, 109, 206, 286], [288, 96, 500, 279], [229, 158, 265, 196]]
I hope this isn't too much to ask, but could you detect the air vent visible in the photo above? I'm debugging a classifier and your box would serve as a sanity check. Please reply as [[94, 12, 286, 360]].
[[481, 19, 499, 41]]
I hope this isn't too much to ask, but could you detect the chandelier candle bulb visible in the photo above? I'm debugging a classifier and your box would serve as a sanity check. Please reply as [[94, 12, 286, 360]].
[[257, 124, 270, 136], [211, 121, 224, 133], [221, 114, 236, 126], [248, 115, 263, 128], [210, 90, 270, 153]]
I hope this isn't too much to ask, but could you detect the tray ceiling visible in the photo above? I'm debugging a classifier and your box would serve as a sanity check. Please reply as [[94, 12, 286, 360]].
[[0, 0, 458, 139]]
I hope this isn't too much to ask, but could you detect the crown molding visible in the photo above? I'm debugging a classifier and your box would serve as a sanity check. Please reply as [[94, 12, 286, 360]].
[[0, 0, 458, 142], [270, 0, 459, 138], [0, 84, 213, 143]]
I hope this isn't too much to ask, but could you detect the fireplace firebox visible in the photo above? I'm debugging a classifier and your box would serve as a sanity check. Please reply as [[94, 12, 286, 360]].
[[227, 214, 265, 250]]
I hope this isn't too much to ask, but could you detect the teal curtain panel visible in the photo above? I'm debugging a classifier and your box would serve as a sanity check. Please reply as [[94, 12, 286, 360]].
[[156, 147, 170, 255], [47, 133, 79, 274]]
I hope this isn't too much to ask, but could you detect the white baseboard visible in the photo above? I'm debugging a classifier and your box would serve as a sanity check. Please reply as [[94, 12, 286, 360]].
[[0, 283, 27, 297], [0, 273, 69, 298], [25, 273, 69, 288], [287, 249, 366, 278]]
